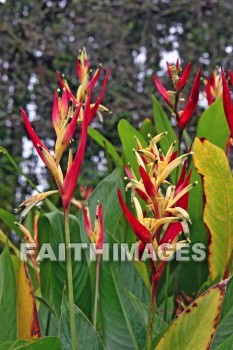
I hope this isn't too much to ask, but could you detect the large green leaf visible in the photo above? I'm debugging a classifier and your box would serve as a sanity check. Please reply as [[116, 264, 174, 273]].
[[0, 245, 17, 341], [100, 245, 149, 350], [38, 212, 91, 321], [211, 278, 233, 348], [0, 337, 62, 349], [60, 293, 105, 350], [193, 138, 233, 280], [152, 95, 178, 154], [88, 126, 121, 165], [156, 281, 227, 349], [118, 119, 147, 178], [197, 97, 229, 150]]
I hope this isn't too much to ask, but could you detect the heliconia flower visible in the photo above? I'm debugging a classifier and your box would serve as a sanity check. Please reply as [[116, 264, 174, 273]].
[[120, 133, 196, 251], [15, 190, 58, 218], [82, 202, 104, 251], [221, 69, 233, 137], [178, 68, 201, 131], [204, 70, 223, 105], [56, 48, 110, 122]]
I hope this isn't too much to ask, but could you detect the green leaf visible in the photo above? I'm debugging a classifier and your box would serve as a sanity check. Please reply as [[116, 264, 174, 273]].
[[214, 334, 233, 350], [197, 98, 229, 150], [100, 245, 149, 350], [88, 126, 121, 165], [152, 95, 178, 154], [0, 208, 23, 237], [211, 278, 233, 348], [0, 245, 17, 341], [0, 337, 62, 349], [79, 169, 124, 242], [38, 212, 91, 321], [193, 138, 233, 279], [125, 290, 167, 336], [156, 281, 227, 349], [118, 119, 147, 177], [60, 292, 105, 350], [139, 118, 155, 139]]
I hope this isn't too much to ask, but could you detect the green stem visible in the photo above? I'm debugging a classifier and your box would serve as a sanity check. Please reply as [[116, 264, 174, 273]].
[[93, 254, 101, 329], [146, 276, 157, 350], [163, 262, 170, 322], [64, 209, 77, 350]]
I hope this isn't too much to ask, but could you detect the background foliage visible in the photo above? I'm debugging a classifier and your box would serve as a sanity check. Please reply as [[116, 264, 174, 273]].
[[1, 0, 233, 210]]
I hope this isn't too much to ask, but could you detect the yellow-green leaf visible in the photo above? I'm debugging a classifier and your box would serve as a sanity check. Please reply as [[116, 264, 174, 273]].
[[17, 262, 41, 340], [156, 281, 227, 350], [193, 138, 233, 279]]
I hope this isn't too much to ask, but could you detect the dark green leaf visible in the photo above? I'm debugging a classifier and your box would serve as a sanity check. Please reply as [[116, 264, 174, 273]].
[[60, 292, 105, 350], [0, 245, 17, 341]]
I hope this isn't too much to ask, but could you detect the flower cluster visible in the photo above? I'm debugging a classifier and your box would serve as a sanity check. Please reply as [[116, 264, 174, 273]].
[[17, 48, 110, 214], [118, 132, 196, 262], [154, 60, 201, 131]]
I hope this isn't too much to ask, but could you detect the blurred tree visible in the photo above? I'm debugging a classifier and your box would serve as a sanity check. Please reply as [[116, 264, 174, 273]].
[[0, 0, 233, 210]]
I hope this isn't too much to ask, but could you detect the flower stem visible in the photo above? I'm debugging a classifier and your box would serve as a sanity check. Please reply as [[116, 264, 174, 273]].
[[146, 275, 157, 350], [93, 254, 101, 329], [64, 209, 77, 350]]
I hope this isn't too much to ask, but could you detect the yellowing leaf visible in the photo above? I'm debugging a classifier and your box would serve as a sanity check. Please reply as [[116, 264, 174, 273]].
[[193, 138, 233, 279], [17, 262, 41, 340], [156, 281, 227, 350]]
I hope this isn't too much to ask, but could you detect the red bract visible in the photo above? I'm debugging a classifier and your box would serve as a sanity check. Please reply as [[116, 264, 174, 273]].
[[117, 189, 152, 243], [20, 108, 62, 189], [153, 75, 173, 108], [61, 96, 91, 209], [96, 203, 104, 250], [178, 68, 201, 131], [205, 76, 213, 105], [222, 69, 233, 136], [176, 62, 192, 92]]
